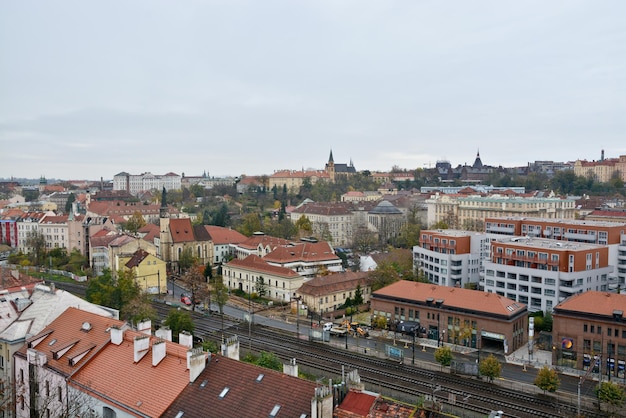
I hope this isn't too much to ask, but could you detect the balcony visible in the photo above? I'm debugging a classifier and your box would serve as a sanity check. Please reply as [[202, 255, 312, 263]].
[[486, 225, 515, 234], [563, 232, 596, 242]]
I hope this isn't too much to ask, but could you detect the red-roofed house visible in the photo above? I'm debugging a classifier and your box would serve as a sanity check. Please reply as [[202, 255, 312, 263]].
[[552, 291, 626, 373], [120, 249, 167, 294], [371, 280, 528, 354], [14, 308, 206, 418], [204, 225, 247, 264], [223, 255, 302, 302], [263, 241, 342, 278]]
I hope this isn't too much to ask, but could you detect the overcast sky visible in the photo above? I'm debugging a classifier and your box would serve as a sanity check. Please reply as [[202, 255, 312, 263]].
[[1, 1, 625, 180]]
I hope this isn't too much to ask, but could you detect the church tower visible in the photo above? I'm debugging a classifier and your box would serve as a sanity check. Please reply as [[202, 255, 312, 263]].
[[325, 149, 336, 182], [159, 187, 172, 262]]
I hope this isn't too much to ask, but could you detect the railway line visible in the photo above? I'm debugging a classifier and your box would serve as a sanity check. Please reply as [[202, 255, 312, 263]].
[[153, 303, 603, 418], [53, 282, 608, 417]]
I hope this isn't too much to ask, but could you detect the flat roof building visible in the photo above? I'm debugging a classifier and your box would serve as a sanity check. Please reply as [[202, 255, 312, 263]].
[[482, 237, 613, 313]]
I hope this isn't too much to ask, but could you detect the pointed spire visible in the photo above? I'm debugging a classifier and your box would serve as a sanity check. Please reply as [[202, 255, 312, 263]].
[[328, 149, 334, 163], [161, 187, 167, 208]]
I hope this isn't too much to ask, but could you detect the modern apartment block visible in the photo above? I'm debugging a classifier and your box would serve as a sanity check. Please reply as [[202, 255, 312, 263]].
[[485, 217, 626, 289], [413, 230, 492, 288], [481, 237, 613, 313]]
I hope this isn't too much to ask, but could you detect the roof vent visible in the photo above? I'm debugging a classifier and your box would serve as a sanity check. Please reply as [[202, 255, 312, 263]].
[[81, 322, 92, 332]]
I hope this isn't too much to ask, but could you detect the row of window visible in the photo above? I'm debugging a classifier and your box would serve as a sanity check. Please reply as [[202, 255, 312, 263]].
[[583, 324, 626, 339]]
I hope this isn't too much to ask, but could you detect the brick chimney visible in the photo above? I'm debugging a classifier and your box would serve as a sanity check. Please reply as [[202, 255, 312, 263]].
[[152, 340, 166, 366], [134, 335, 150, 363], [111, 326, 124, 345]]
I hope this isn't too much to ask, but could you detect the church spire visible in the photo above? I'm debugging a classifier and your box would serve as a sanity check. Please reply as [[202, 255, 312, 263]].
[[328, 149, 334, 163]]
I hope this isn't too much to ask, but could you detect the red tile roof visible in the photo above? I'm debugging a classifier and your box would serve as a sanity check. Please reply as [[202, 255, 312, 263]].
[[125, 249, 149, 268], [162, 353, 317, 418], [297, 271, 371, 297], [336, 390, 377, 417], [554, 291, 626, 317], [169, 218, 196, 243], [70, 328, 193, 417], [17, 307, 125, 377], [237, 234, 291, 251], [204, 225, 247, 245], [138, 223, 160, 243], [263, 241, 339, 264], [373, 281, 526, 317], [226, 255, 300, 278]]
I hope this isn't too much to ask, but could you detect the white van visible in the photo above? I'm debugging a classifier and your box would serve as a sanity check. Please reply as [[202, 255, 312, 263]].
[[323, 322, 334, 331]]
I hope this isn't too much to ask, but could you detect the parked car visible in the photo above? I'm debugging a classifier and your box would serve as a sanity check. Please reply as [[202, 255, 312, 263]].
[[180, 295, 192, 306]]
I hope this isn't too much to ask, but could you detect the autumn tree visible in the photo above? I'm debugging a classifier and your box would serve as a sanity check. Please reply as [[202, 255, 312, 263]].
[[434, 346, 453, 367], [125, 211, 147, 234], [179, 265, 209, 310], [534, 366, 560, 394], [479, 354, 502, 382], [295, 215, 313, 234], [212, 276, 230, 335], [595, 381, 625, 415], [238, 213, 262, 236], [178, 246, 197, 273], [25, 229, 46, 266]]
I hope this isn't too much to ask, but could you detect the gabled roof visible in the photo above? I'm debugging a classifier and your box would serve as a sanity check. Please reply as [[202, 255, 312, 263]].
[[125, 249, 150, 268], [553, 291, 626, 317], [263, 241, 339, 264], [162, 353, 317, 418], [236, 234, 291, 251], [16, 307, 124, 376], [373, 281, 526, 318], [204, 225, 247, 245], [137, 223, 160, 243], [297, 271, 372, 297], [226, 255, 300, 278], [70, 327, 192, 417], [0, 285, 115, 344], [290, 202, 352, 216], [169, 218, 196, 243]]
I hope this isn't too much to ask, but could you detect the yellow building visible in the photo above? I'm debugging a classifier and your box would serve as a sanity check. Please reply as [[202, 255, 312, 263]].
[[121, 249, 167, 294]]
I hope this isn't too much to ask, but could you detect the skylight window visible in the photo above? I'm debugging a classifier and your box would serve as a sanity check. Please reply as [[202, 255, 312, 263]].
[[219, 387, 230, 399], [256, 373, 265, 382], [48, 339, 57, 346], [269, 405, 281, 417], [200, 379, 208, 388], [175, 412, 184, 418]]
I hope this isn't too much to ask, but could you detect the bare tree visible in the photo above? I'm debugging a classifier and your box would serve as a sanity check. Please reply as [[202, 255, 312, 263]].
[[179, 265, 209, 310]]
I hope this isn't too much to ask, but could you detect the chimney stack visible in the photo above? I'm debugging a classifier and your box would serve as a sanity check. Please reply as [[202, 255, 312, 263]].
[[137, 319, 151, 335], [134, 335, 150, 363], [179, 331, 193, 348], [187, 348, 207, 383], [152, 340, 166, 366], [111, 326, 124, 345]]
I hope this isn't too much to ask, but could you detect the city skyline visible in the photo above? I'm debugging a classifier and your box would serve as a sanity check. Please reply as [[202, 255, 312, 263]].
[[1, 1, 625, 180]]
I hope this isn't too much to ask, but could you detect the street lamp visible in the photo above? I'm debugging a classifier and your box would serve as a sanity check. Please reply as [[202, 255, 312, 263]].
[[294, 296, 301, 340], [411, 326, 416, 365]]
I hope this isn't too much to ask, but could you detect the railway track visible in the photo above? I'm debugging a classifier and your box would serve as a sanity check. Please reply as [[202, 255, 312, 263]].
[[180, 313, 603, 418]]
